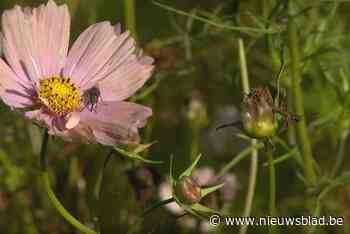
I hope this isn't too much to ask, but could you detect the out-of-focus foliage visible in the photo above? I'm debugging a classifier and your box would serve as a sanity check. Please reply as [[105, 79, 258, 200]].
[[0, 0, 350, 234]]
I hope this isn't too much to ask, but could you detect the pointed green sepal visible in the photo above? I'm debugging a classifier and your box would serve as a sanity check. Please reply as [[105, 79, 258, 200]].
[[190, 203, 221, 218], [182, 205, 204, 219], [201, 183, 225, 198], [133, 141, 157, 154], [113, 146, 163, 164], [180, 154, 202, 179]]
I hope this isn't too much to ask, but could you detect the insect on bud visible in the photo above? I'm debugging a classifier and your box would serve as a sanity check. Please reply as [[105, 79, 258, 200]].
[[241, 87, 278, 139], [175, 176, 202, 205]]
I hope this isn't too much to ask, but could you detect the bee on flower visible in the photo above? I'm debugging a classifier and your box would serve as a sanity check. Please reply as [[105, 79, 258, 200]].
[[0, 0, 154, 145]]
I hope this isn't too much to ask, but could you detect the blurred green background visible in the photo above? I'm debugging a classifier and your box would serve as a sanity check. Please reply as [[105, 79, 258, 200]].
[[0, 0, 350, 233]]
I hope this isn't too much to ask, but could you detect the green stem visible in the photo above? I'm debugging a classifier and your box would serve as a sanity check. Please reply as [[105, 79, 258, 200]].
[[152, 1, 278, 35], [40, 131, 49, 171], [238, 38, 259, 234], [330, 130, 349, 178], [40, 131, 98, 234], [141, 197, 175, 217], [267, 148, 276, 217], [262, 0, 279, 212], [124, 0, 138, 43], [287, 11, 317, 187], [217, 143, 264, 178], [267, 146, 279, 234], [190, 122, 200, 161], [239, 39, 250, 95]]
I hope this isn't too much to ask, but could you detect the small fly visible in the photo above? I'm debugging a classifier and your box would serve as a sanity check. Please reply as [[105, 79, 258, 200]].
[[83, 86, 101, 112]]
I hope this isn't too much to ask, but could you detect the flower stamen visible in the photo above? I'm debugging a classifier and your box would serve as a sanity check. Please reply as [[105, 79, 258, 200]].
[[38, 76, 81, 115]]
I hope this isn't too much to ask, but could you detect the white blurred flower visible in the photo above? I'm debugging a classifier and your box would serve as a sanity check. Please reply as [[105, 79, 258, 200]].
[[159, 180, 183, 215]]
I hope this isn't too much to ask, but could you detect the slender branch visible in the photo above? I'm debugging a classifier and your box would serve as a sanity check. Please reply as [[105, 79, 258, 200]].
[[331, 130, 349, 178], [239, 39, 250, 95], [124, 0, 138, 43], [263, 1, 279, 223], [40, 131, 50, 171], [287, 10, 317, 186], [217, 143, 264, 178], [266, 144, 280, 234], [40, 131, 98, 234], [152, 1, 279, 35], [141, 197, 175, 217], [190, 122, 200, 161], [238, 38, 259, 234], [267, 147, 276, 217]]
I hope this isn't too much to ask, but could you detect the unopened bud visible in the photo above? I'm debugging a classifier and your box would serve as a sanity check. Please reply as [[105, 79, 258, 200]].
[[241, 87, 278, 139], [175, 176, 202, 205]]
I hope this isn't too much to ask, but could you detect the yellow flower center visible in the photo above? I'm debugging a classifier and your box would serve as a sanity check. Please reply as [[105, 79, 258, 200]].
[[38, 77, 81, 115]]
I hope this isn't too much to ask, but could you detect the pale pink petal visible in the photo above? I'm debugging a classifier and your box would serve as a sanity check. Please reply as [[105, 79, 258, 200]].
[[98, 52, 154, 101], [25, 109, 65, 133], [59, 124, 95, 143], [63, 22, 136, 90], [25, 109, 94, 143], [24, 110, 54, 129], [24, 101, 151, 145], [78, 101, 152, 145], [0, 58, 34, 108], [1, 16, 33, 88], [0, 32, 3, 56], [65, 112, 81, 129], [1, 0, 70, 84]]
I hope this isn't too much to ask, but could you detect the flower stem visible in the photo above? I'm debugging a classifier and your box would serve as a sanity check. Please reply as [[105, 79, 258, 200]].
[[287, 11, 317, 187], [267, 148, 276, 217], [190, 122, 200, 161], [124, 0, 138, 43], [238, 39, 250, 95], [40, 131, 49, 171], [330, 130, 349, 178], [238, 38, 259, 234], [141, 197, 175, 217], [40, 131, 98, 234], [266, 145, 279, 234]]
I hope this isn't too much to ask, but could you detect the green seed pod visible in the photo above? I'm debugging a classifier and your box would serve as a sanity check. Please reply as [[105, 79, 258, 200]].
[[175, 176, 202, 205], [241, 88, 278, 139]]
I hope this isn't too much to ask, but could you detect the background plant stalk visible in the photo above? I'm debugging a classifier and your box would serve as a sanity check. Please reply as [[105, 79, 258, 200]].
[[287, 13, 317, 187], [238, 38, 259, 234]]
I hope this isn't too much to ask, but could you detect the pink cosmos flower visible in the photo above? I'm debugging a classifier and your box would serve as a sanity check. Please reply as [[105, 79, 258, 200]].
[[0, 0, 154, 145]]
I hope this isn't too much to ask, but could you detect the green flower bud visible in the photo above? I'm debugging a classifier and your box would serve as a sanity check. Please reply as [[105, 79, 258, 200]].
[[175, 176, 202, 205], [241, 88, 278, 139]]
